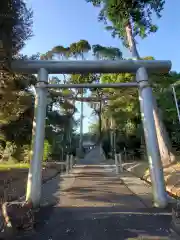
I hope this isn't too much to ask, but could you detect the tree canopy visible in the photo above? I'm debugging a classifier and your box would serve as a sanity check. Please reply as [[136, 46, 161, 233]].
[[0, 0, 33, 70], [1, 1, 180, 166], [85, 0, 165, 46]]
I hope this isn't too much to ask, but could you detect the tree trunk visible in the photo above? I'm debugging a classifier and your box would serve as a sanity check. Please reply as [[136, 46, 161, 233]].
[[125, 21, 175, 166], [153, 98, 176, 166], [125, 24, 140, 58]]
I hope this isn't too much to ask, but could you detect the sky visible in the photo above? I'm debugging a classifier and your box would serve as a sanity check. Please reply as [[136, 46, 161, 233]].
[[22, 0, 180, 133]]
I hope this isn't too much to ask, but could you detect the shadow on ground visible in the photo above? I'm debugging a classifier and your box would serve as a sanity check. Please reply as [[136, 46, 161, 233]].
[[13, 164, 173, 240], [12, 143, 175, 240], [21, 205, 172, 240]]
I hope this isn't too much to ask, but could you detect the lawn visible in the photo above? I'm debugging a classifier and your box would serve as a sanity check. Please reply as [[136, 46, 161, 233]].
[[0, 163, 30, 170]]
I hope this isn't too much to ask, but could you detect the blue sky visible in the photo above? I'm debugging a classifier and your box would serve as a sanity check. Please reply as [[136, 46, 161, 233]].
[[22, 0, 180, 133]]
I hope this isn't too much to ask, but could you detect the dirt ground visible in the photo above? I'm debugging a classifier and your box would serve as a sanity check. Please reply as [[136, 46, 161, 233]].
[[0, 165, 61, 205]]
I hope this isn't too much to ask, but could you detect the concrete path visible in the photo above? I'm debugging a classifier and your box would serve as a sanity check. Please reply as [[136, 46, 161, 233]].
[[21, 147, 175, 239]]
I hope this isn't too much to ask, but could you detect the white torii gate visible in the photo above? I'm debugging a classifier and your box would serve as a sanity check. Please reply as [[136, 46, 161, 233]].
[[11, 59, 171, 209]]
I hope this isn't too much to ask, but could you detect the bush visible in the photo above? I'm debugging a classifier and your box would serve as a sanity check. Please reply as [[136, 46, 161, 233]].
[[43, 140, 52, 161], [13, 145, 31, 163], [2, 142, 17, 161]]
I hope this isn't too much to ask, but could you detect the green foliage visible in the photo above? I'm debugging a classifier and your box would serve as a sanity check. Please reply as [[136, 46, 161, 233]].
[[92, 44, 122, 59], [0, 0, 35, 162], [2, 141, 17, 161], [13, 145, 30, 163], [3, 23, 179, 165], [88, 53, 180, 156], [42, 39, 91, 60], [69, 40, 91, 59], [0, 4, 85, 163], [0, 66, 35, 162], [43, 140, 52, 162], [85, 0, 165, 45], [0, 0, 33, 70], [51, 45, 70, 59]]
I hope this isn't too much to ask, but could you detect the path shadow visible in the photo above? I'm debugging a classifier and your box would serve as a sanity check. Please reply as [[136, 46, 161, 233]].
[[14, 147, 174, 240], [20, 205, 172, 240], [16, 166, 172, 239]]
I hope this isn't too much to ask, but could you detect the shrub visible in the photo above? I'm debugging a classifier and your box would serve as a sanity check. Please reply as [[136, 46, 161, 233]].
[[43, 140, 52, 161], [2, 142, 17, 161]]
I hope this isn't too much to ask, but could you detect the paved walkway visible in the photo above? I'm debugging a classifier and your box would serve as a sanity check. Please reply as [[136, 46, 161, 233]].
[[22, 147, 174, 239]]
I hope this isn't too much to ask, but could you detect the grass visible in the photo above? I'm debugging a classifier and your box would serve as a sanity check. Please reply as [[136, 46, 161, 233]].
[[0, 162, 30, 170], [0, 161, 49, 171]]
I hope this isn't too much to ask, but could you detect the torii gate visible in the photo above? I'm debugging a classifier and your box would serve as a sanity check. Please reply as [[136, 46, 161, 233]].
[[11, 59, 171, 209]]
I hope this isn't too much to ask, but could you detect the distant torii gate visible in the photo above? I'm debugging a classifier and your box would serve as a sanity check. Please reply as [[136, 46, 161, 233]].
[[11, 59, 171, 209]]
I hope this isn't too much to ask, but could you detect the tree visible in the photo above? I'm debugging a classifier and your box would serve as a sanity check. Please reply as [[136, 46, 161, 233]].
[[69, 40, 91, 59], [96, 72, 140, 157], [41, 40, 93, 153], [45, 76, 78, 160], [92, 44, 122, 59], [86, 0, 164, 52], [89, 67, 180, 159], [0, 64, 36, 162], [0, 0, 33, 70], [85, 0, 176, 166], [0, 0, 34, 162], [89, 44, 122, 143]]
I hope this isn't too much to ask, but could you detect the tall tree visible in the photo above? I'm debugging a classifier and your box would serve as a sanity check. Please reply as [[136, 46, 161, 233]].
[[40, 40, 92, 154], [90, 44, 122, 142], [0, 0, 34, 162], [92, 44, 122, 59], [85, 0, 175, 166], [0, 55, 37, 162], [0, 0, 33, 70], [86, 0, 164, 53]]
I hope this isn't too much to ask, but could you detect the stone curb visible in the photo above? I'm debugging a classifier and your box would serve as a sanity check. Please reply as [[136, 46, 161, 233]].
[[101, 164, 154, 208], [122, 161, 180, 200]]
